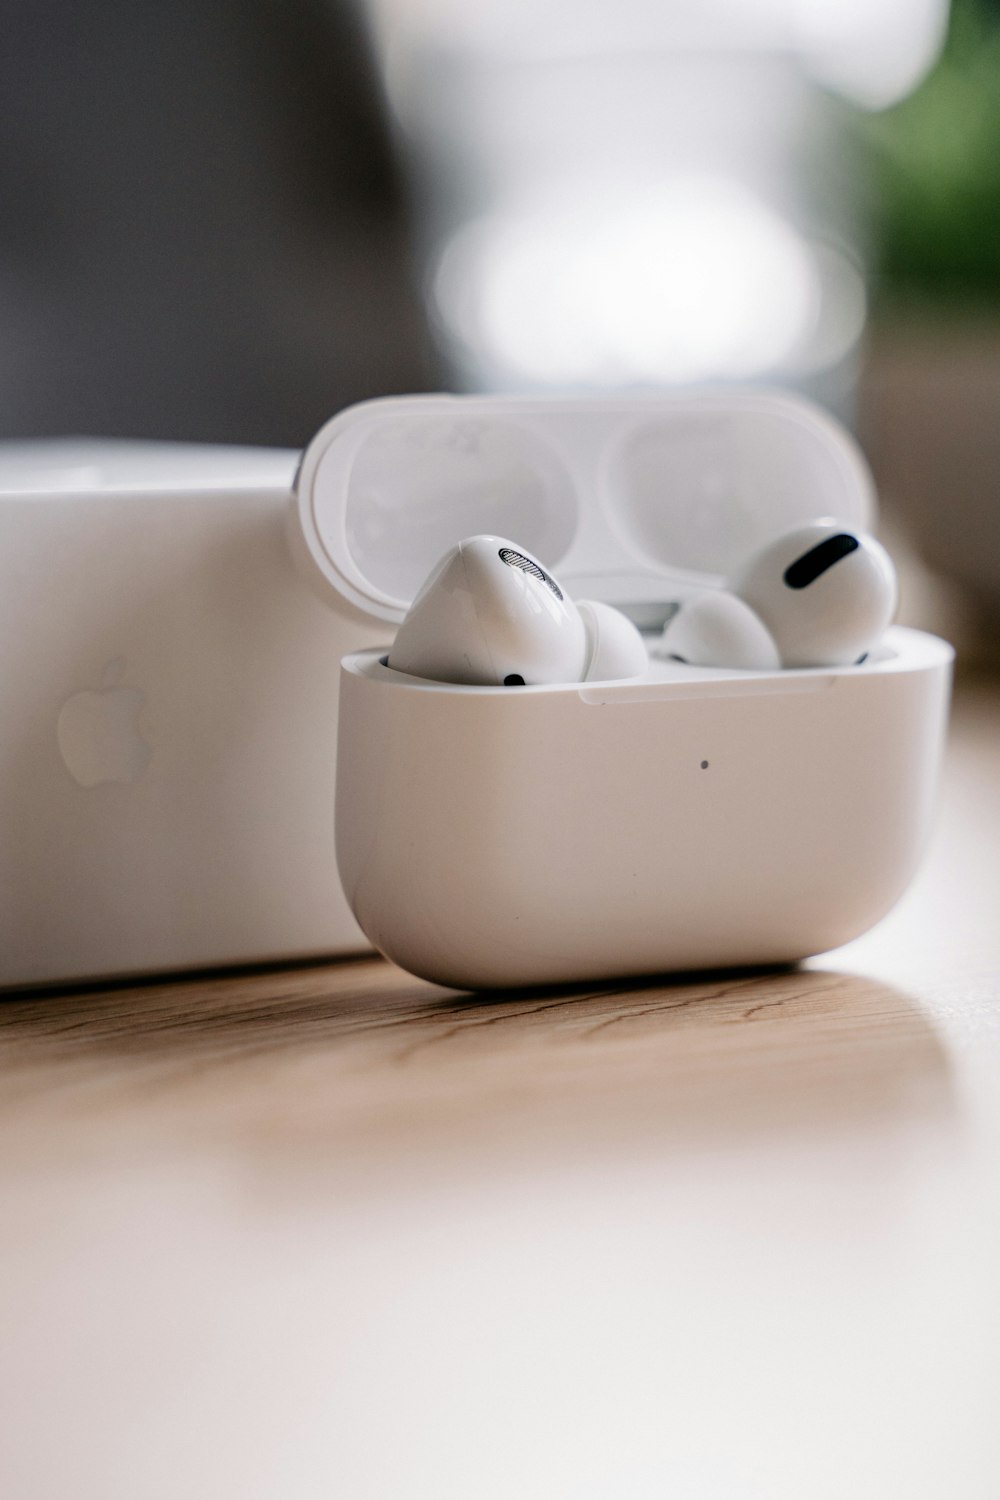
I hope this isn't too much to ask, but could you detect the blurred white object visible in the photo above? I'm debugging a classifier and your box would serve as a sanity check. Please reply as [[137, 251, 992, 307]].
[[367, 0, 948, 110], [433, 177, 864, 387], [362, 0, 949, 403]]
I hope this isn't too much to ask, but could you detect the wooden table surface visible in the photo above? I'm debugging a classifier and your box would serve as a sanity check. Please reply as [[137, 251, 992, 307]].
[[2, 672, 999, 1499]]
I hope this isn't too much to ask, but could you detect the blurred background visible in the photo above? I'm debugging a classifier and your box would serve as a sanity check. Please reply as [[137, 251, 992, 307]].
[[1, 0, 997, 655]]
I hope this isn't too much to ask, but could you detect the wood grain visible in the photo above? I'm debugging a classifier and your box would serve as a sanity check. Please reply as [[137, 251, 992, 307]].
[[0, 960, 954, 1176]]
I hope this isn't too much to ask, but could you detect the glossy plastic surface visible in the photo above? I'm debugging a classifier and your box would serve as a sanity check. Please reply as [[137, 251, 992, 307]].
[[336, 628, 953, 990], [735, 521, 898, 668], [387, 535, 589, 685]]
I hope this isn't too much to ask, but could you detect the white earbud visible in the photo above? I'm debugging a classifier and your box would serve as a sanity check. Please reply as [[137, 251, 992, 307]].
[[661, 591, 781, 672], [577, 599, 649, 683], [661, 520, 897, 670], [387, 535, 647, 686]]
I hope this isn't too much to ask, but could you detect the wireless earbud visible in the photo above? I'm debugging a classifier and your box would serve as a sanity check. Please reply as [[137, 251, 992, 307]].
[[661, 590, 782, 672], [387, 535, 647, 686], [660, 520, 897, 670], [735, 521, 897, 668]]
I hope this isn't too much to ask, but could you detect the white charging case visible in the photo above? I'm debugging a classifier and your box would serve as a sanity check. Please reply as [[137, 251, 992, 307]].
[[295, 391, 953, 991]]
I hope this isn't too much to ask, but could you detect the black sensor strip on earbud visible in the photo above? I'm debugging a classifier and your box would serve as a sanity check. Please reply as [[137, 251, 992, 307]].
[[783, 533, 859, 589]]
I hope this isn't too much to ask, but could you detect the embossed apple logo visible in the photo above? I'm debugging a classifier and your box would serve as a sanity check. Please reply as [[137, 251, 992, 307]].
[[57, 658, 153, 787]]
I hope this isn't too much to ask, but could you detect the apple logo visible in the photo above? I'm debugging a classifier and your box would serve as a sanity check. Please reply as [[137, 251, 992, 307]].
[[57, 658, 153, 788]]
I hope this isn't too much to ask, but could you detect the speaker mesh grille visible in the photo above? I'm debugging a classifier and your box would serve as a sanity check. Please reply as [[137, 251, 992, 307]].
[[498, 547, 563, 600]]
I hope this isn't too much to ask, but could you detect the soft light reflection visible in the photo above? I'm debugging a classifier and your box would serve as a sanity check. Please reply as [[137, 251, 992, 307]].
[[369, 0, 948, 112], [795, 0, 949, 108], [433, 178, 866, 387]]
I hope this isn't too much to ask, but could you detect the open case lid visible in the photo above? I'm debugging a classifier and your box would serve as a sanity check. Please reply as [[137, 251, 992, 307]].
[[292, 391, 876, 626]]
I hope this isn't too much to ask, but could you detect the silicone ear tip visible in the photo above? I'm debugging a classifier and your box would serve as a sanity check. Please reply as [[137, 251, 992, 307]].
[[660, 592, 781, 671], [577, 600, 648, 681]]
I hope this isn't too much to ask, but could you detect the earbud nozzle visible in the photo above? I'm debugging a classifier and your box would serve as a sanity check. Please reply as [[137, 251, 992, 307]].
[[577, 600, 648, 681], [660, 592, 781, 671]]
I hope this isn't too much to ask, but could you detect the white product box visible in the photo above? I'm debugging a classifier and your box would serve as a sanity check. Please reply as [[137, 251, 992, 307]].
[[0, 441, 371, 987]]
